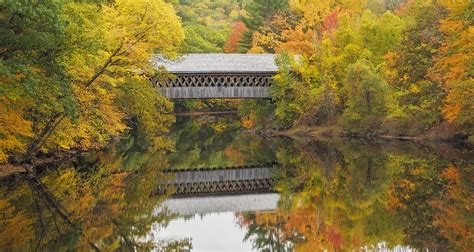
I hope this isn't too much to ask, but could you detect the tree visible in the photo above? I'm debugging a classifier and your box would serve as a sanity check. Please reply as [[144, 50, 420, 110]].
[[271, 54, 307, 128], [339, 60, 390, 135], [385, 2, 446, 134], [0, 0, 73, 163], [224, 22, 247, 53], [0, 0, 184, 163], [239, 0, 288, 52], [174, 0, 245, 53], [430, 0, 473, 139]]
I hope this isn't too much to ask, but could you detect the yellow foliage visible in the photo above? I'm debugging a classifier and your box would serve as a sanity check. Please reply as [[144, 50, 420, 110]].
[[0, 199, 34, 250], [43, 0, 184, 154], [241, 116, 255, 129], [289, 0, 334, 28], [250, 30, 282, 53], [277, 24, 316, 55], [0, 101, 33, 163]]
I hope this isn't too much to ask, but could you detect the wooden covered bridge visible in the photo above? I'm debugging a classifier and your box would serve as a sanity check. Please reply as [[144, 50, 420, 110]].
[[152, 54, 277, 99]]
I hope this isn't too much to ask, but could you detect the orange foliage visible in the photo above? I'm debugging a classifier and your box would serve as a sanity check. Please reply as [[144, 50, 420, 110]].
[[241, 207, 346, 251], [430, 165, 474, 250], [249, 13, 294, 53], [224, 22, 247, 53], [430, 1, 473, 125], [277, 24, 316, 55], [224, 146, 245, 165]]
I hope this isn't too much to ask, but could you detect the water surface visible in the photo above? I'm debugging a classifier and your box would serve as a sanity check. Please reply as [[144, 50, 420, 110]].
[[1, 115, 472, 251]]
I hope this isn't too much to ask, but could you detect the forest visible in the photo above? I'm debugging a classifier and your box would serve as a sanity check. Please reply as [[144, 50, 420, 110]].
[[1, 0, 472, 167], [0, 0, 472, 250]]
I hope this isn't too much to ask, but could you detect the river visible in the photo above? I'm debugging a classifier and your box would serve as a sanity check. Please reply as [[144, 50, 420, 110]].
[[1, 115, 472, 251]]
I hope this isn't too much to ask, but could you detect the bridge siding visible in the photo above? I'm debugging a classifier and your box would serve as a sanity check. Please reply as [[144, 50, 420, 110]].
[[160, 86, 269, 99], [171, 167, 273, 184]]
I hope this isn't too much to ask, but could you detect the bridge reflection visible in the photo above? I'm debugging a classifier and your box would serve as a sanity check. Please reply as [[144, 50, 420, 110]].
[[158, 193, 280, 215], [156, 163, 279, 215]]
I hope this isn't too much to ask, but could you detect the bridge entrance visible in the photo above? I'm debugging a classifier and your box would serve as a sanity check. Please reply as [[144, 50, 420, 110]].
[[152, 54, 277, 99]]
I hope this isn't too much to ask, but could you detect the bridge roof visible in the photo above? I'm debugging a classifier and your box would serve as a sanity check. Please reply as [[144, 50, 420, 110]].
[[156, 193, 279, 215], [152, 53, 278, 73]]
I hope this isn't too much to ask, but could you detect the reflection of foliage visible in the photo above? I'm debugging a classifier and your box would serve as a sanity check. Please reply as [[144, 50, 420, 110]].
[[237, 212, 293, 252], [387, 157, 448, 249], [239, 138, 473, 250], [0, 198, 34, 250], [167, 116, 276, 169], [388, 159, 474, 251], [0, 132, 187, 251], [430, 165, 474, 250]]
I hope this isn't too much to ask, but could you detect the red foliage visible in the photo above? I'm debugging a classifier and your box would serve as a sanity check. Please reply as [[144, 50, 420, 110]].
[[321, 8, 340, 34], [326, 224, 343, 249], [224, 22, 247, 53]]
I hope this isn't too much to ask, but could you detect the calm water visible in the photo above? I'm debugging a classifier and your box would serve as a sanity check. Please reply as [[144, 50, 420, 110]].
[[1, 115, 473, 251]]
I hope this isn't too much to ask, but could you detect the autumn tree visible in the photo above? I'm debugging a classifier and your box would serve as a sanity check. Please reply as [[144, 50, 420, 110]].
[[339, 60, 390, 135], [174, 0, 245, 53], [0, 0, 72, 163], [238, 0, 289, 52], [271, 54, 308, 128], [0, 0, 184, 163], [430, 0, 473, 140], [224, 22, 247, 53], [384, 1, 446, 134]]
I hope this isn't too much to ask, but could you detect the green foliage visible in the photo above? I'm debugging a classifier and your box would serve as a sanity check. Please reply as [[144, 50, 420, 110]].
[[271, 54, 307, 129], [334, 10, 404, 63], [240, 0, 471, 138], [238, 99, 275, 129], [1, 0, 184, 162], [255, 8, 405, 132], [0, 0, 75, 161], [239, 0, 288, 52], [386, 2, 446, 134], [117, 78, 175, 150], [173, 0, 245, 53], [339, 60, 390, 134]]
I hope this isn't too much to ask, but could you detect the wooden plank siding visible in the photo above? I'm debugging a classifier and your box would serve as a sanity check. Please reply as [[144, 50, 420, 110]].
[[159, 86, 270, 99], [170, 166, 274, 184]]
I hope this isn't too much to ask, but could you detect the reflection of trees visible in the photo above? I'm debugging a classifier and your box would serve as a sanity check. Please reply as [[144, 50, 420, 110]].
[[388, 159, 474, 251], [236, 212, 292, 252], [168, 115, 276, 168], [0, 134, 190, 251], [239, 139, 473, 251], [239, 139, 404, 251], [430, 165, 474, 250]]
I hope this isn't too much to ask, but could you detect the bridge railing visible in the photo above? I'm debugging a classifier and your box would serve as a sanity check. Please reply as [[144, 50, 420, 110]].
[[153, 72, 275, 99], [154, 73, 274, 87]]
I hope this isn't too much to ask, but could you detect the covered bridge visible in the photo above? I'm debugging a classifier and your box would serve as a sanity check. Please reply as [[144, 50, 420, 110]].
[[152, 54, 277, 99]]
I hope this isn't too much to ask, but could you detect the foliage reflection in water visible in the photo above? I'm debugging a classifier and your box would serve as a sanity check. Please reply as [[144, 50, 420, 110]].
[[0, 115, 472, 251]]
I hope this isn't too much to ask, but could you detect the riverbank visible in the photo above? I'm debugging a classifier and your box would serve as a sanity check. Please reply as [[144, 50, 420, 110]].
[[271, 122, 473, 146], [0, 150, 84, 179]]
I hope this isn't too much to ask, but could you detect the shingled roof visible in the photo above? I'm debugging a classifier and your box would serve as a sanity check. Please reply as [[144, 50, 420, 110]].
[[151, 53, 278, 73]]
